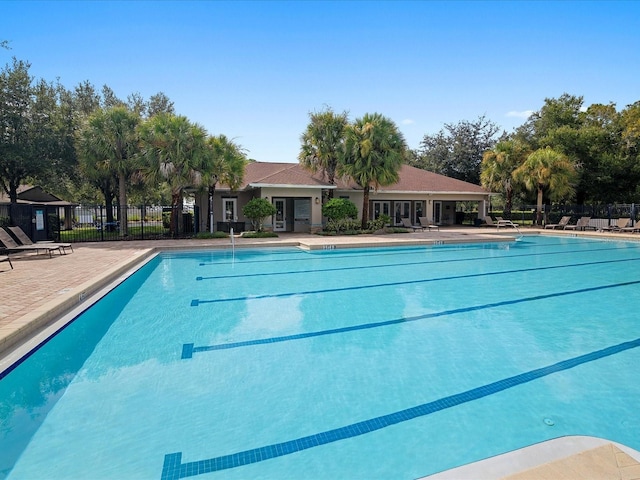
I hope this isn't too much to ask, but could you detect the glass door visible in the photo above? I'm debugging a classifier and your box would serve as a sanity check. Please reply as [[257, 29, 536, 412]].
[[222, 198, 237, 222], [372, 201, 390, 221], [433, 201, 442, 225], [274, 198, 286, 232]]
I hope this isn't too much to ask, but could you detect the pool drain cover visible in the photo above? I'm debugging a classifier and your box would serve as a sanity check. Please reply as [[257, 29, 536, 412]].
[[543, 418, 555, 426]]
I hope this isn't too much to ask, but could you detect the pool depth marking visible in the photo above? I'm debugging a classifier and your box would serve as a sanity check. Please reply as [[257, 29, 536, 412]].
[[163, 337, 640, 479], [190, 256, 640, 306], [182, 278, 640, 358]]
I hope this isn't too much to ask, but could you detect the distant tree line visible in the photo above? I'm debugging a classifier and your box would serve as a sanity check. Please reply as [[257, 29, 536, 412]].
[[408, 94, 640, 224], [0, 57, 247, 236], [3, 51, 639, 232]]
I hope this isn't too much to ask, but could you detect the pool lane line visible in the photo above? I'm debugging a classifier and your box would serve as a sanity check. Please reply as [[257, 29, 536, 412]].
[[195, 238, 619, 267], [195, 245, 640, 281], [164, 336, 640, 479], [190, 256, 640, 306], [183, 277, 640, 358]]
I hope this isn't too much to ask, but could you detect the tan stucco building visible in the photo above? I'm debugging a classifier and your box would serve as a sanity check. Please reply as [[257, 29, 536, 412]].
[[193, 162, 492, 234]]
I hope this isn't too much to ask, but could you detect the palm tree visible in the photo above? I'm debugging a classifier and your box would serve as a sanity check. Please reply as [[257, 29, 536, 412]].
[[298, 107, 349, 198], [76, 106, 140, 235], [138, 113, 210, 236], [513, 147, 576, 226], [339, 113, 407, 229], [202, 134, 247, 232], [480, 140, 528, 219]]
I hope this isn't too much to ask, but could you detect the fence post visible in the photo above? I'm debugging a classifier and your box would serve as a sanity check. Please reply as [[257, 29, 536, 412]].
[[141, 204, 145, 240]]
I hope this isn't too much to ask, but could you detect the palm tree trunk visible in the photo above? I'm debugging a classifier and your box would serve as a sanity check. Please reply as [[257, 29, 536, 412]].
[[171, 190, 181, 237], [361, 185, 370, 229], [208, 184, 216, 233], [118, 173, 128, 236], [536, 187, 544, 226]]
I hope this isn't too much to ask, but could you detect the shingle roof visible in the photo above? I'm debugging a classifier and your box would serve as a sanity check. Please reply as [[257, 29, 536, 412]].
[[222, 162, 488, 194]]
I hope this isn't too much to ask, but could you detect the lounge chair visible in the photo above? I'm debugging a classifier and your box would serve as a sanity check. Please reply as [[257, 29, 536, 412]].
[[0, 254, 12, 270], [0, 228, 62, 257], [7, 226, 73, 253], [495, 216, 519, 228], [601, 218, 631, 232], [480, 216, 498, 227], [544, 216, 571, 229], [418, 217, 439, 231], [619, 221, 640, 233], [400, 217, 423, 232], [564, 216, 595, 231]]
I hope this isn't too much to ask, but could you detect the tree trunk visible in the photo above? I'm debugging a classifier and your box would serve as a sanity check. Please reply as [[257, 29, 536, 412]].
[[361, 185, 370, 229], [536, 186, 544, 226], [208, 184, 216, 233], [118, 173, 128, 236], [170, 190, 182, 237], [504, 185, 513, 219]]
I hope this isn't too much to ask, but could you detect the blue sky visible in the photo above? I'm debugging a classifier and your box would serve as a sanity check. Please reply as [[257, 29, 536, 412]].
[[2, 1, 639, 163]]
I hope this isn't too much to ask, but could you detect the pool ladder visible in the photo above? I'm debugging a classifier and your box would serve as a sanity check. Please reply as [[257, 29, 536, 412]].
[[497, 220, 523, 240]]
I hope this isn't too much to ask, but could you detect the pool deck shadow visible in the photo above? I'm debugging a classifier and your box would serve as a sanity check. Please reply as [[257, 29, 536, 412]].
[[2, 226, 640, 479]]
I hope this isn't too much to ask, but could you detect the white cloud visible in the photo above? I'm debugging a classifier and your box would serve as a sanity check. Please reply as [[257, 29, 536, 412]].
[[505, 110, 534, 119], [402, 118, 415, 125]]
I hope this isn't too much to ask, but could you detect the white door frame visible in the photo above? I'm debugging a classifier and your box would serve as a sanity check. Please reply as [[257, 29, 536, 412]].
[[273, 198, 287, 232], [222, 198, 237, 222], [433, 201, 442, 225]]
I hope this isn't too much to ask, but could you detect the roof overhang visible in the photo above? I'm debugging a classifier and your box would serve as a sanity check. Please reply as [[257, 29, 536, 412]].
[[248, 183, 337, 189], [370, 190, 491, 196]]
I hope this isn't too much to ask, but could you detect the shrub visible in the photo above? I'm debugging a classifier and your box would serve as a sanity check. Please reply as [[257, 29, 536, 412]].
[[366, 214, 391, 232], [322, 198, 358, 222], [322, 198, 359, 233], [0, 216, 9, 228], [242, 198, 277, 232]]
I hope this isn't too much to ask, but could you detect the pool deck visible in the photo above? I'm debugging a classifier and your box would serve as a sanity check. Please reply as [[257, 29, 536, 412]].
[[1, 226, 640, 479]]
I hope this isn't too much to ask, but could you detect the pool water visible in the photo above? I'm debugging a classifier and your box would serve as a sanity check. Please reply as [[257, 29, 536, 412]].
[[2, 236, 640, 479]]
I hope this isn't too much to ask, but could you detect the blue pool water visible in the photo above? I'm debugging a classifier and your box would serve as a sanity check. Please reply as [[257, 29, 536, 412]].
[[2, 236, 640, 479]]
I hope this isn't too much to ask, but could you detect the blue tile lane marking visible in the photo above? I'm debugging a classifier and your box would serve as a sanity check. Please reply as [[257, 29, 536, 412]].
[[190, 257, 640, 306], [199, 242, 640, 280], [162, 337, 640, 479], [182, 278, 640, 358], [194, 245, 636, 281]]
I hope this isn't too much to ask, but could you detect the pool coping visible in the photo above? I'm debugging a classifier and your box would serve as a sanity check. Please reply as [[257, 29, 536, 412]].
[[422, 435, 640, 479]]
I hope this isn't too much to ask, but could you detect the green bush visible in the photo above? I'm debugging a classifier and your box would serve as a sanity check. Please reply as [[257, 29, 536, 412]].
[[366, 214, 391, 232], [242, 198, 277, 232], [0, 216, 9, 228], [322, 198, 358, 222]]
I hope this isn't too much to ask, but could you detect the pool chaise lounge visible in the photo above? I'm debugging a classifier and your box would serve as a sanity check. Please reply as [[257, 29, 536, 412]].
[[564, 216, 596, 231], [6, 226, 73, 254], [0, 228, 63, 258], [0, 254, 12, 270], [602, 217, 631, 232], [401, 217, 424, 231], [419, 217, 439, 231], [544, 215, 571, 229]]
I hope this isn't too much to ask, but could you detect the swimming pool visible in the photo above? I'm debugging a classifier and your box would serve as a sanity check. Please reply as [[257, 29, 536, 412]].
[[2, 235, 640, 479]]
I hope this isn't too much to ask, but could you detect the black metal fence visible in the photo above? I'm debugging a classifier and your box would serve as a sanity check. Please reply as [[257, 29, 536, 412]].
[[489, 204, 639, 226], [0, 204, 202, 243]]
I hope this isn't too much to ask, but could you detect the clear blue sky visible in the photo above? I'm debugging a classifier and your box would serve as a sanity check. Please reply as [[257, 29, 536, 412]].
[[2, 1, 639, 163]]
